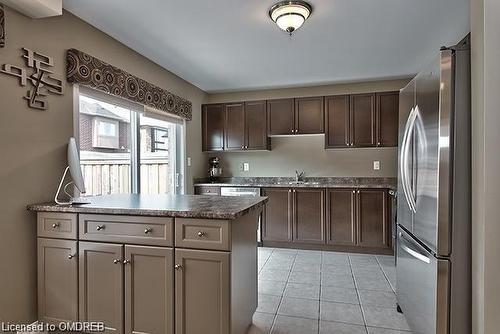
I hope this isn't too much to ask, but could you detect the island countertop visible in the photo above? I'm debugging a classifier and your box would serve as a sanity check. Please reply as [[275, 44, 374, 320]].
[[27, 193, 268, 220]]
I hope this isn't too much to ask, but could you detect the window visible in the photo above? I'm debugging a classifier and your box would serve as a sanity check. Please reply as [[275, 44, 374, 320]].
[[77, 87, 185, 196], [93, 118, 119, 149]]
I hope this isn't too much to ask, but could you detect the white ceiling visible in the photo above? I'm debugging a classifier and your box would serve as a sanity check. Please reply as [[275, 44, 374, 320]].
[[63, 0, 470, 93]]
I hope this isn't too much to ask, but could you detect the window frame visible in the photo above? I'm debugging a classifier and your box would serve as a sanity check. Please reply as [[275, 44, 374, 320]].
[[73, 84, 186, 195]]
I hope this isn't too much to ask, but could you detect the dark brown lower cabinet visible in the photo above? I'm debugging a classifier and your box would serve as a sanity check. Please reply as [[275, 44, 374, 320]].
[[175, 249, 230, 334], [292, 188, 325, 244], [262, 188, 292, 242], [37, 238, 78, 324], [263, 187, 391, 253], [326, 189, 356, 246], [356, 189, 390, 248], [79, 242, 124, 334], [125, 245, 174, 334]]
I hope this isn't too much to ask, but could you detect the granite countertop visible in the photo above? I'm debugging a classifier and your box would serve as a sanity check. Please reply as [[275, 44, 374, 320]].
[[194, 177, 397, 190], [27, 194, 268, 220]]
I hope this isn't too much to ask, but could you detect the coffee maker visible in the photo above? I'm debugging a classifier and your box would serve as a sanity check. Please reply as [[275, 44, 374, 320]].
[[208, 157, 222, 182]]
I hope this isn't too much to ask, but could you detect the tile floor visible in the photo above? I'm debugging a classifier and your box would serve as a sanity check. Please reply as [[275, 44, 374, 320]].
[[248, 248, 413, 334]]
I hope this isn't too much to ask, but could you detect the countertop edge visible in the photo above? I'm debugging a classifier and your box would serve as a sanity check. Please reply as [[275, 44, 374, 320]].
[[26, 197, 268, 220]]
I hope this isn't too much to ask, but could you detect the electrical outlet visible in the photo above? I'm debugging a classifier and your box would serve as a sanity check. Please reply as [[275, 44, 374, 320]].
[[373, 161, 380, 170], [187, 157, 191, 167], [243, 162, 250, 171]]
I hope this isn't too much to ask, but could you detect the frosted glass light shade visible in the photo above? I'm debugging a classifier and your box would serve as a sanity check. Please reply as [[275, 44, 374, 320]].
[[269, 1, 312, 34]]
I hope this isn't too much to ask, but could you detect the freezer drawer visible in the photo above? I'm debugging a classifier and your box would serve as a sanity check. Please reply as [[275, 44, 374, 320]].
[[396, 226, 449, 334]]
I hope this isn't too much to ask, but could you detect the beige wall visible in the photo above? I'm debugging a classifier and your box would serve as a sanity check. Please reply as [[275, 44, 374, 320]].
[[206, 79, 409, 178], [471, 0, 500, 333], [0, 8, 206, 322]]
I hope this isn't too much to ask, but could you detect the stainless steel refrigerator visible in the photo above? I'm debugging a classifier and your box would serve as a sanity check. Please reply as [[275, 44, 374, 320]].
[[396, 35, 471, 334]]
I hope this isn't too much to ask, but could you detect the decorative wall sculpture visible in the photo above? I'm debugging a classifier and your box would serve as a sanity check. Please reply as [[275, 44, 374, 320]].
[[0, 48, 64, 110], [66, 49, 192, 120], [0, 5, 5, 48]]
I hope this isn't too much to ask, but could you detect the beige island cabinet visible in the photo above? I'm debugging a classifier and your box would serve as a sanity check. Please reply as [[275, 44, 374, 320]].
[[28, 194, 267, 334]]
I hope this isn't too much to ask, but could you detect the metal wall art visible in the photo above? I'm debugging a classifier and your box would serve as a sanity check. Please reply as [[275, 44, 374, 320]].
[[0, 5, 5, 48], [0, 48, 64, 110], [66, 49, 192, 121]]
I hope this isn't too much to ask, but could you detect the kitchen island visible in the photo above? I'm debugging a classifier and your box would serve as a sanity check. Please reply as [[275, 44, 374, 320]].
[[28, 194, 267, 334]]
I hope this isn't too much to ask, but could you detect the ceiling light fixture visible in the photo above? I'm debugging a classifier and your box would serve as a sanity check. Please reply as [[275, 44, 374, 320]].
[[269, 1, 312, 35]]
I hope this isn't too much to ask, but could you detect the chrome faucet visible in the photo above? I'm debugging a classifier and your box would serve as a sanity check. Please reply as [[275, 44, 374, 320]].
[[295, 170, 305, 182]]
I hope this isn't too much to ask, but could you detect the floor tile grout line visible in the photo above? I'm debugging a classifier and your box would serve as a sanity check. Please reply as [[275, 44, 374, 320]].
[[349, 254, 369, 333], [267, 251, 297, 334], [375, 255, 397, 293]]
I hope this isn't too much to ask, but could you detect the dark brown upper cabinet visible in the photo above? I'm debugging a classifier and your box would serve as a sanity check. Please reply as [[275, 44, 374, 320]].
[[224, 102, 246, 151], [202, 104, 225, 152], [295, 97, 324, 134], [325, 92, 398, 149], [267, 98, 295, 135], [351, 93, 376, 147], [325, 95, 350, 148], [203, 101, 269, 152], [376, 92, 399, 147], [267, 97, 324, 136], [245, 100, 269, 150]]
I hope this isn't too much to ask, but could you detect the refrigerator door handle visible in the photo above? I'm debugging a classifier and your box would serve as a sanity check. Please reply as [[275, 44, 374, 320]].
[[400, 107, 418, 213], [399, 232, 431, 264]]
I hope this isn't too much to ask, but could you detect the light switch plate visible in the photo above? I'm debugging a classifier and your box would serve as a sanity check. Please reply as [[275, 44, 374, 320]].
[[373, 161, 380, 170], [243, 162, 250, 171], [187, 157, 192, 167]]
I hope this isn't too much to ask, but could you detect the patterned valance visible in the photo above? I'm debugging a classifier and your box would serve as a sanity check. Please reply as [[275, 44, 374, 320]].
[[0, 5, 5, 48], [66, 49, 192, 120]]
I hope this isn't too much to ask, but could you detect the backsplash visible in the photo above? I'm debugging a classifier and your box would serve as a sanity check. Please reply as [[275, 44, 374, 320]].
[[209, 136, 398, 178]]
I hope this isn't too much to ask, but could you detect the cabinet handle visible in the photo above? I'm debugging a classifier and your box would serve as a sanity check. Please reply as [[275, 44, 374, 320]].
[[174, 264, 182, 270], [68, 254, 75, 259], [96, 225, 105, 231], [357, 190, 360, 194], [52, 223, 60, 228], [144, 227, 153, 234], [288, 189, 292, 193], [377, 142, 381, 146], [113, 259, 121, 264], [197, 231, 206, 237], [352, 190, 356, 194], [123, 260, 131, 265]]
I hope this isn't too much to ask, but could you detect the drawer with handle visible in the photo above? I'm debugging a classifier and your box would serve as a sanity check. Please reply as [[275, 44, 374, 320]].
[[175, 218, 230, 251], [79, 214, 173, 246], [194, 186, 221, 196], [37, 212, 77, 239]]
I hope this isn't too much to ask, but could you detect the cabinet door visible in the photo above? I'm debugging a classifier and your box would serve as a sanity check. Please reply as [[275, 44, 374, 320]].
[[245, 100, 269, 150], [224, 102, 246, 150], [175, 249, 230, 334], [79, 242, 124, 334], [125, 246, 174, 334], [350, 93, 376, 147], [292, 188, 325, 244], [356, 189, 390, 248], [267, 98, 294, 135], [326, 189, 356, 246], [325, 95, 350, 148], [376, 92, 399, 147], [262, 188, 292, 242], [38, 238, 78, 324], [202, 104, 225, 151], [295, 97, 324, 134]]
